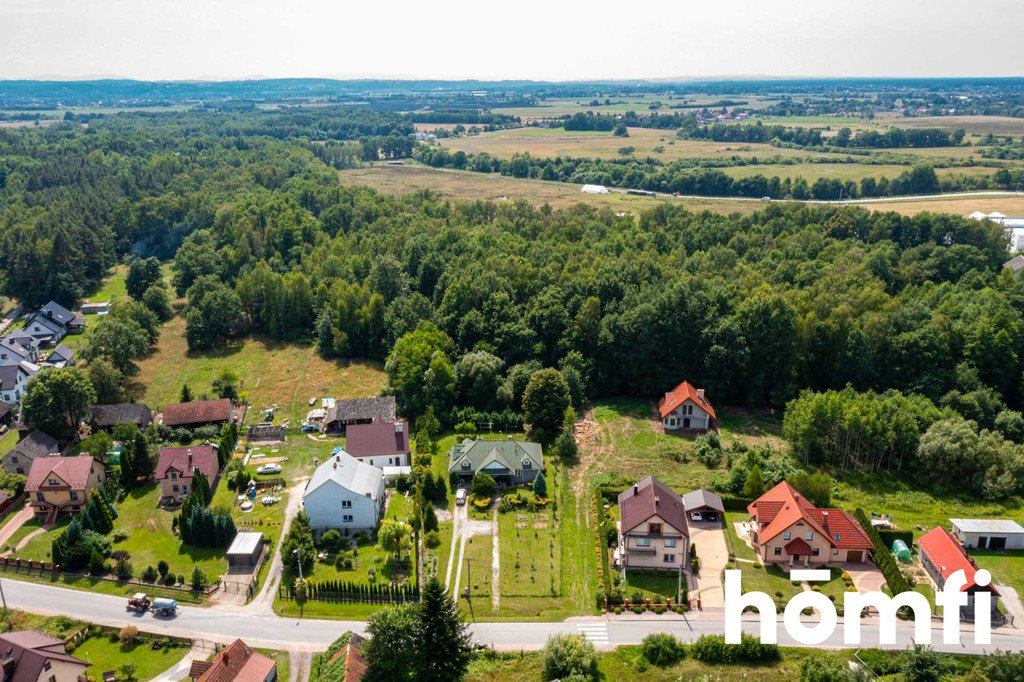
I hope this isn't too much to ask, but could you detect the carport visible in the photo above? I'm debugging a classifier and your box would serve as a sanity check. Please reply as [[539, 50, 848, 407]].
[[681, 488, 725, 522], [226, 532, 265, 568]]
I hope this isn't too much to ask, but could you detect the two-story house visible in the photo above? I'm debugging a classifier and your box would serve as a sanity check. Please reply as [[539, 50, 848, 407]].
[[447, 436, 544, 487], [0, 361, 39, 404], [658, 380, 716, 432], [23, 301, 83, 346], [25, 455, 105, 524], [747, 481, 873, 568], [616, 476, 690, 570], [0, 330, 40, 365], [302, 453, 386, 536], [0, 630, 89, 681], [1, 429, 60, 475], [344, 420, 410, 469], [156, 445, 220, 501]]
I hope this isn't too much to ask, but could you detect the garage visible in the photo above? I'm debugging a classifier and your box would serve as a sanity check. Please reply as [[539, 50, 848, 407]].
[[846, 550, 864, 562], [950, 519, 1024, 551], [681, 488, 725, 523], [226, 532, 266, 568]]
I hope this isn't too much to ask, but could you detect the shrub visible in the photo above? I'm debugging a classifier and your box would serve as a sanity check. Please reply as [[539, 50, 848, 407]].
[[641, 633, 685, 666], [118, 660, 138, 680], [320, 530, 341, 550], [841, 571, 852, 581], [691, 634, 779, 664], [118, 626, 138, 644], [541, 634, 597, 681], [613, 607, 622, 615], [454, 421, 476, 435], [141, 565, 158, 583], [163, 573, 177, 586], [471, 473, 496, 498], [424, 530, 441, 550], [113, 530, 129, 542], [115, 557, 134, 581], [157, 560, 169, 578], [190, 566, 207, 591], [653, 606, 665, 614], [632, 606, 645, 614]]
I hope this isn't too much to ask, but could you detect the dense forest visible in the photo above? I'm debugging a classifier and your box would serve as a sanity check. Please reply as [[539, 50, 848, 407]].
[[3, 106, 1024, 494]]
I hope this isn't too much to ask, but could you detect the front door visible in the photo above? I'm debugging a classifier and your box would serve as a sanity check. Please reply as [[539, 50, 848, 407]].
[[683, 418, 691, 428]]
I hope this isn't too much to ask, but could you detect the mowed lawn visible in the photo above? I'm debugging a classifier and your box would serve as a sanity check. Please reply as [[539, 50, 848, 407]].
[[72, 635, 188, 680], [970, 550, 1024, 597], [134, 314, 385, 424]]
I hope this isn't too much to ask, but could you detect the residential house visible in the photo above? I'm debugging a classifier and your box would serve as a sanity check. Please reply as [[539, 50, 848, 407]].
[[0, 630, 89, 682], [918, 526, 1000, 622], [658, 381, 716, 432], [0, 401, 12, 428], [88, 403, 153, 432], [617, 476, 690, 570], [0, 331, 40, 365], [343, 420, 410, 468], [161, 398, 235, 429], [23, 301, 83, 346], [321, 397, 396, 435], [191, 639, 277, 682], [447, 436, 544, 486], [680, 488, 725, 522], [156, 445, 219, 501], [317, 633, 367, 682], [303, 453, 386, 535], [1, 430, 59, 475], [25, 455, 105, 524], [950, 518, 1024, 551], [747, 481, 873, 568], [1003, 255, 1024, 277], [0, 362, 39, 404]]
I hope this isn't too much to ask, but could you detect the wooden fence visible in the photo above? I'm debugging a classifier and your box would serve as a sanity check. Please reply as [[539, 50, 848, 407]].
[[0, 556, 220, 598]]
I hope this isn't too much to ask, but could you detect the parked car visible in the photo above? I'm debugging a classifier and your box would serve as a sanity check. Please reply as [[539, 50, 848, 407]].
[[256, 463, 282, 475], [690, 511, 703, 522], [455, 488, 467, 506]]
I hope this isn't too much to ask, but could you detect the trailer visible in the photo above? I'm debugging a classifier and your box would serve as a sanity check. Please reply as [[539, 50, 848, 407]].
[[151, 597, 178, 617]]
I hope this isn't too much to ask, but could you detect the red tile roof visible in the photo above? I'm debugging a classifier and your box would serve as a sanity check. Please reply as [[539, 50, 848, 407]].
[[197, 639, 276, 682], [344, 633, 367, 682], [344, 421, 410, 459], [24, 455, 101, 492], [784, 537, 813, 555], [918, 526, 995, 593], [162, 398, 233, 427], [157, 446, 218, 481], [748, 480, 871, 550], [658, 380, 716, 420], [617, 476, 689, 537]]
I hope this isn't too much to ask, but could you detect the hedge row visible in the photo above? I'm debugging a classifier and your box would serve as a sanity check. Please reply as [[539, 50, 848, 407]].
[[280, 579, 418, 604], [853, 508, 911, 595], [878, 529, 915, 547]]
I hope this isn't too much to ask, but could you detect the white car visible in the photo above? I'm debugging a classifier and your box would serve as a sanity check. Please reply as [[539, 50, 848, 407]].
[[455, 488, 467, 506], [256, 463, 281, 475], [691, 511, 703, 522]]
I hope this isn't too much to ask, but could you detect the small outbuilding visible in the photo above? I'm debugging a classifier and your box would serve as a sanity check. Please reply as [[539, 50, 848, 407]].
[[950, 518, 1024, 551], [581, 184, 609, 195], [681, 488, 725, 522], [226, 532, 266, 568]]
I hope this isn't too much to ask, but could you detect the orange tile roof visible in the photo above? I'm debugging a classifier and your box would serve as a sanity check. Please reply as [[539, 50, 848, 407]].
[[748, 480, 871, 550], [658, 381, 716, 420], [197, 639, 276, 682], [918, 526, 995, 593]]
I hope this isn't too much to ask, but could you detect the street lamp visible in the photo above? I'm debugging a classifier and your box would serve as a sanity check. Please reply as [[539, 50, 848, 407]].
[[293, 548, 304, 580]]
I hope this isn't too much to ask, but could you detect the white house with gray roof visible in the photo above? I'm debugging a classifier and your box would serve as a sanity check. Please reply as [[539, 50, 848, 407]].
[[302, 452, 386, 535], [950, 518, 1024, 551], [447, 436, 544, 486]]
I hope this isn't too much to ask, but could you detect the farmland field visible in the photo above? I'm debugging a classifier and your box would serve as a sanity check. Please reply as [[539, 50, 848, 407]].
[[134, 313, 385, 425]]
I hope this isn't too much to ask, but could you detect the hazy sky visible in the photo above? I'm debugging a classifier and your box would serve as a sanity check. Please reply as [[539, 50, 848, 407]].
[[1, 0, 1021, 81]]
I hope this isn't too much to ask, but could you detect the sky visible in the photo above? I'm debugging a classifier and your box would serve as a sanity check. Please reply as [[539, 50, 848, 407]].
[[1, 0, 1021, 81]]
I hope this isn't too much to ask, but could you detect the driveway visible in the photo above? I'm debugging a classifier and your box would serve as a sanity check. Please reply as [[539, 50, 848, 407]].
[[846, 561, 886, 593], [689, 521, 729, 608], [0, 506, 33, 551]]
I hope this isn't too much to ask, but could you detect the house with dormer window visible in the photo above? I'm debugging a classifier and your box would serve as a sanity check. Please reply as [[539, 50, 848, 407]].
[[658, 380, 716, 432], [25, 455, 105, 524], [447, 436, 544, 486], [156, 445, 219, 501], [617, 476, 690, 570]]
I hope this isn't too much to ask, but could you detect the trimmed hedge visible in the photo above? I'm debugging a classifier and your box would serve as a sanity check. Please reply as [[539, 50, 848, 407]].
[[878, 529, 915, 547], [854, 508, 911, 595]]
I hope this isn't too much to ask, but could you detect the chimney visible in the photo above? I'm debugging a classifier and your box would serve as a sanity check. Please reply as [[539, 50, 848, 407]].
[[394, 421, 403, 433], [654, 496, 660, 505], [633, 484, 639, 496], [223, 652, 229, 665], [697, 388, 705, 400]]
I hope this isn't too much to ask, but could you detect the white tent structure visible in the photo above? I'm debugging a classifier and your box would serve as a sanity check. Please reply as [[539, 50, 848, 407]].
[[581, 184, 609, 195]]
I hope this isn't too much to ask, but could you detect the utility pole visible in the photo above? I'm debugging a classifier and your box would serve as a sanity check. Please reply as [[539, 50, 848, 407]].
[[464, 558, 471, 600], [676, 560, 682, 605], [293, 548, 304, 581]]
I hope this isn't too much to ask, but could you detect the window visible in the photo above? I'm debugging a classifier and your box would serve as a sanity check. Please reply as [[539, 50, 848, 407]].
[[648, 523, 662, 535], [343, 515, 354, 523], [182, 485, 188, 494], [804, 532, 813, 541], [773, 547, 782, 556], [812, 548, 820, 556], [663, 553, 675, 563], [47, 478, 58, 486], [388, 458, 393, 465], [832, 549, 839, 556], [664, 538, 677, 548], [170, 472, 177, 480], [782, 531, 792, 540], [522, 458, 532, 469], [43, 661, 52, 671], [70, 491, 78, 501], [172, 485, 179, 493], [461, 460, 471, 469], [342, 500, 352, 508], [636, 537, 651, 547], [9, 456, 16, 463], [833, 533, 841, 542]]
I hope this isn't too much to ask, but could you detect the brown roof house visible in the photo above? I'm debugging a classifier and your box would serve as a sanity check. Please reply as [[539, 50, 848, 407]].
[[1, 430, 59, 476], [25, 455, 105, 525], [321, 397, 396, 435], [161, 398, 235, 429], [0, 630, 89, 682], [89, 403, 153, 432], [193, 639, 277, 682], [616, 476, 690, 570], [156, 445, 220, 502], [344, 420, 410, 468]]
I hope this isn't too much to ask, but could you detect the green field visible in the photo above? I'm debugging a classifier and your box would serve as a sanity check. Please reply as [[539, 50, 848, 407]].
[[135, 313, 385, 424], [970, 550, 1024, 598], [71, 634, 189, 680]]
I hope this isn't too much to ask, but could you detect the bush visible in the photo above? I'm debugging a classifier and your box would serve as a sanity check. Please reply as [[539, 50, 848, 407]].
[[641, 633, 685, 666], [115, 557, 134, 581], [541, 634, 597, 681], [471, 473, 496, 498], [113, 530, 129, 542], [320, 530, 341, 550], [118, 660, 138, 681], [157, 560, 169, 578], [118, 626, 138, 644], [190, 566, 207, 591], [454, 421, 477, 435], [141, 565, 158, 583], [691, 634, 779, 664], [163, 573, 177, 586], [424, 530, 441, 550]]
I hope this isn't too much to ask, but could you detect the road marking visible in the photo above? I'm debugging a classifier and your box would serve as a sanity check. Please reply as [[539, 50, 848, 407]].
[[576, 623, 609, 644]]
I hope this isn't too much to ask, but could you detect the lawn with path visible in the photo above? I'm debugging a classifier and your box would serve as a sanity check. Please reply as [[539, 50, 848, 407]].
[[71, 634, 189, 681]]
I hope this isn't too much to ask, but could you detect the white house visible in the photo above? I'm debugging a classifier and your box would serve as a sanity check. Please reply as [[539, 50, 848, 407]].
[[950, 518, 1024, 551], [581, 184, 609, 195], [0, 362, 39, 404], [302, 452, 386, 536], [658, 380, 716, 431]]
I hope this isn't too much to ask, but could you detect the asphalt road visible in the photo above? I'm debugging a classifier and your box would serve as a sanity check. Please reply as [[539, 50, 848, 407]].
[[3, 577, 1024, 655]]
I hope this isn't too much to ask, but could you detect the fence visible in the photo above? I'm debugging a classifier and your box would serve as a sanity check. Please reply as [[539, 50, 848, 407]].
[[0, 556, 220, 599]]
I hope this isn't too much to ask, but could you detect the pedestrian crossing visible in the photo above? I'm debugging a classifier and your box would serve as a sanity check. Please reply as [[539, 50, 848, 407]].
[[576, 622, 609, 644]]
